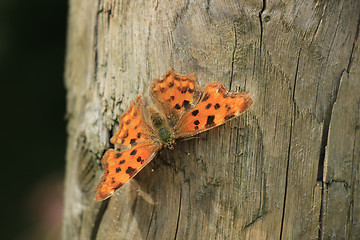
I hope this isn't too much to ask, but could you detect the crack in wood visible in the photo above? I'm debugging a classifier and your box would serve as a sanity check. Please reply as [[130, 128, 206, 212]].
[[317, 178, 352, 240], [243, 212, 265, 230], [173, 0, 190, 27], [258, 0, 266, 55], [317, 68, 344, 240], [346, 17, 360, 73], [93, 0, 102, 83], [174, 190, 182, 240], [326, 179, 350, 187], [324, 2, 344, 64], [279, 48, 301, 240], [145, 205, 156, 240], [229, 23, 237, 91], [310, 2, 327, 44], [205, 0, 212, 25], [107, 125, 115, 149], [317, 69, 344, 182], [318, 181, 325, 240], [90, 199, 109, 240]]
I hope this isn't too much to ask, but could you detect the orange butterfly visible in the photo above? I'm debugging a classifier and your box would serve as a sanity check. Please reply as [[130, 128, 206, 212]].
[[95, 69, 253, 201]]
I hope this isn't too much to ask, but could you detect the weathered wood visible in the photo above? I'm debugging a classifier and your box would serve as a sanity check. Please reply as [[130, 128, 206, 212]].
[[63, 0, 360, 239]]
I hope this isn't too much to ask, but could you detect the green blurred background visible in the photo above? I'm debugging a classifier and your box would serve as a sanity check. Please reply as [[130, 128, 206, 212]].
[[1, 0, 68, 239]]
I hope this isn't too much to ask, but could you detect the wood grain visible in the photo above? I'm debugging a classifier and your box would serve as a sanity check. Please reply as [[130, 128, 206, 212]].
[[63, 0, 360, 239]]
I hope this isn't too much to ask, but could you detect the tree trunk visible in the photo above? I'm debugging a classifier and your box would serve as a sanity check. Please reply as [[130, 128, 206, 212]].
[[63, 0, 360, 239]]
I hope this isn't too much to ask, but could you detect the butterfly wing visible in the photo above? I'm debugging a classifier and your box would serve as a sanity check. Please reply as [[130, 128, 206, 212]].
[[110, 94, 153, 150], [150, 69, 201, 127], [95, 142, 161, 201], [175, 82, 253, 138]]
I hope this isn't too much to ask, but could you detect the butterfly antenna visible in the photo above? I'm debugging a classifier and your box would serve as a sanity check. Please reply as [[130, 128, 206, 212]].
[[178, 135, 206, 142]]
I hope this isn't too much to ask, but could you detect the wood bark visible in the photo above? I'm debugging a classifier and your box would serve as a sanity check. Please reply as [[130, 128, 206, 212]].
[[63, 0, 360, 239]]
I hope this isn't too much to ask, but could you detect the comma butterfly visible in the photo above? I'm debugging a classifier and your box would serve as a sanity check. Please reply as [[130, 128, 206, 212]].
[[95, 69, 253, 201]]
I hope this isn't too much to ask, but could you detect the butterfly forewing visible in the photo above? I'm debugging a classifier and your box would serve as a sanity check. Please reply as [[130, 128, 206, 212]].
[[175, 82, 253, 138]]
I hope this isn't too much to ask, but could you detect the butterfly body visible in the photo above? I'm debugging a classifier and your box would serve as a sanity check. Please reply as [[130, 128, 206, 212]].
[[95, 70, 253, 201], [157, 126, 175, 147]]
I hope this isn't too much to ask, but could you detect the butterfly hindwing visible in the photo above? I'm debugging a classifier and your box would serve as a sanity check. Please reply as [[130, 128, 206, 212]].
[[150, 69, 201, 126], [95, 142, 160, 201], [175, 82, 253, 138]]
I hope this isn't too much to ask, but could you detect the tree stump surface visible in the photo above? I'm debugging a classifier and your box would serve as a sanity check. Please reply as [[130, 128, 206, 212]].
[[63, 0, 360, 239]]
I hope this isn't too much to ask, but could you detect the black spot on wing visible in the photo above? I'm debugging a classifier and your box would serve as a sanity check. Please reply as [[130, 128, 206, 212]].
[[205, 103, 212, 109], [126, 167, 137, 177], [205, 115, 216, 128], [116, 167, 121, 173], [175, 104, 181, 110], [214, 103, 220, 109], [137, 156, 144, 164], [170, 96, 175, 100], [191, 110, 199, 116], [137, 132, 141, 138], [130, 150, 137, 155], [182, 100, 190, 108], [119, 160, 125, 164], [173, 75, 181, 81], [194, 120, 200, 125], [180, 88, 187, 94], [130, 139, 136, 144], [115, 153, 122, 158]]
